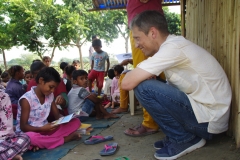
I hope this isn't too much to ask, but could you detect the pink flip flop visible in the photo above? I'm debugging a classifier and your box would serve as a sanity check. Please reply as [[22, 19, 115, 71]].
[[84, 135, 113, 145], [99, 142, 118, 156]]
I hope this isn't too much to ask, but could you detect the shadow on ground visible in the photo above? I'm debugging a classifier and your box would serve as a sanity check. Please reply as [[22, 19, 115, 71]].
[[61, 109, 240, 160]]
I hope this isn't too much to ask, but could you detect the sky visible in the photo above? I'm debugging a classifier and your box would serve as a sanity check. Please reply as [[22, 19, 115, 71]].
[[1, 6, 180, 63]]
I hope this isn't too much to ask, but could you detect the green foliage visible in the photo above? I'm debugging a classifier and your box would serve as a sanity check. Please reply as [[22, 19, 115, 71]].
[[8, 53, 39, 67], [163, 7, 181, 35]]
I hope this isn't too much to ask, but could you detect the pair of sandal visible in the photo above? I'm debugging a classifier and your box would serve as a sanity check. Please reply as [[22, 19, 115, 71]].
[[84, 135, 118, 156]]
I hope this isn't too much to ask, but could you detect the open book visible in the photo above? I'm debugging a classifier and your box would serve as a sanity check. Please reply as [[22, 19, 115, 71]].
[[115, 53, 132, 63], [52, 109, 89, 125], [78, 123, 93, 135]]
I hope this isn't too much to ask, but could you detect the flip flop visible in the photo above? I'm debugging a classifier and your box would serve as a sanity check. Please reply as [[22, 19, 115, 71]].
[[124, 124, 158, 137], [84, 135, 113, 145], [115, 156, 130, 160], [99, 142, 118, 156]]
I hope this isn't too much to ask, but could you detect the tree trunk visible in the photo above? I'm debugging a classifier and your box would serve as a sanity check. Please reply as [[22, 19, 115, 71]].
[[77, 46, 83, 69], [2, 49, 7, 70], [50, 46, 56, 62]]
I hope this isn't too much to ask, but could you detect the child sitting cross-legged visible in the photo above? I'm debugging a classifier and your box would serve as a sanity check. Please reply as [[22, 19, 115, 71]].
[[68, 70, 119, 121], [0, 90, 30, 160], [16, 67, 81, 150]]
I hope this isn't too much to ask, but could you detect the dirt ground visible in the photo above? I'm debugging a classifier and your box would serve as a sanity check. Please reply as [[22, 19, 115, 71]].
[[61, 109, 240, 160]]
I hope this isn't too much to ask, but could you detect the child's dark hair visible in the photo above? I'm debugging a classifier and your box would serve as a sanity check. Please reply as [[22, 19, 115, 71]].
[[60, 62, 68, 71], [30, 61, 45, 75], [24, 70, 31, 76], [92, 35, 98, 40], [42, 56, 51, 61], [92, 39, 102, 47], [35, 67, 61, 84], [32, 59, 41, 63], [72, 60, 80, 64], [108, 69, 115, 79], [1, 71, 9, 79], [65, 65, 76, 77], [8, 65, 23, 77], [72, 70, 88, 80], [0, 68, 2, 75], [113, 65, 124, 74]]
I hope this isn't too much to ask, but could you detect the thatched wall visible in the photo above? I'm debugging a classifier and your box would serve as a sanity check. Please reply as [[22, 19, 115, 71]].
[[184, 0, 240, 147]]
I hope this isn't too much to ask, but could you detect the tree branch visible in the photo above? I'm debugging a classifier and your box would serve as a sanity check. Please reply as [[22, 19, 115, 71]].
[[31, 38, 77, 47]]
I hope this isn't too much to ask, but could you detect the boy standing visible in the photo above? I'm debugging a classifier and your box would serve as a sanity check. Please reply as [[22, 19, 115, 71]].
[[68, 70, 118, 121], [88, 39, 110, 95]]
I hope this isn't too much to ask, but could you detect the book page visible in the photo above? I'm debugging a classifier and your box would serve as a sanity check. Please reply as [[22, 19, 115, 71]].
[[59, 113, 74, 124]]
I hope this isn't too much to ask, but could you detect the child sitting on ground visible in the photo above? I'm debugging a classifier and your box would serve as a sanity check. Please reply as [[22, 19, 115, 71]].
[[42, 56, 51, 67], [0, 90, 30, 160], [16, 67, 81, 150], [102, 69, 115, 105], [88, 39, 110, 96], [1, 71, 10, 88], [5, 65, 25, 105], [5, 65, 26, 119], [64, 65, 76, 93], [68, 70, 118, 121], [72, 60, 80, 70], [23, 70, 32, 91], [104, 65, 124, 109], [27, 61, 69, 121], [60, 62, 68, 78]]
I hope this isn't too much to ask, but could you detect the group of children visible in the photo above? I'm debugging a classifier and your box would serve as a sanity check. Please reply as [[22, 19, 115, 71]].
[[0, 38, 125, 159]]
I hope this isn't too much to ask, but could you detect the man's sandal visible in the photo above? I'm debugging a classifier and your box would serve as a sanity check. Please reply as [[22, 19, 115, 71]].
[[124, 124, 158, 137]]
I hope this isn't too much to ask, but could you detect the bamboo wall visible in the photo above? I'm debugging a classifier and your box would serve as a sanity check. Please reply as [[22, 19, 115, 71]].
[[184, 0, 240, 147]]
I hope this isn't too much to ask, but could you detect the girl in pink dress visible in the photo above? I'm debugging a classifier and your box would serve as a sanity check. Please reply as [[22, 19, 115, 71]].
[[104, 65, 124, 109], [16, 67, 81, 151]]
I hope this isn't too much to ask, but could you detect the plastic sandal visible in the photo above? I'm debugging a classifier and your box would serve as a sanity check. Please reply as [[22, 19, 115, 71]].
[[115, 156, 130, 160], [84, 135, 113, 145], [99, 142, 118, 156]]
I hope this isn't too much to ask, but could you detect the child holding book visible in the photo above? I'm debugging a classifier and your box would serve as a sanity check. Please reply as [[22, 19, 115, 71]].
[[16, 67, 81, 150], [88, 39, 110, 95], [68, 70, 118, 121]]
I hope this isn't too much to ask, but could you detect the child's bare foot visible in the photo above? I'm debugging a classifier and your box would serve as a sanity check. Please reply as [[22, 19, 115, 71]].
[[96, 115, 103, 119], [111, 107, 128, 114], [104, 102, 111, 109], [111, 104, 114, 109], [104, 113, 119, 119], [12, 154, 23, 160], [33, 146, 39, 152], [64, 131, 81, 143], [96, 113, 104, 119]]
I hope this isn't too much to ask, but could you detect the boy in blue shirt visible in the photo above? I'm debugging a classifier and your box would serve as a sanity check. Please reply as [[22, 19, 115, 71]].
[[88, 39, 110, 95]]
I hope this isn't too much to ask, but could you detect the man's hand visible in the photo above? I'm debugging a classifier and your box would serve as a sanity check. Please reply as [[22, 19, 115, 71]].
[[120, 59, 133, 66], [140, 0, 150, 3]]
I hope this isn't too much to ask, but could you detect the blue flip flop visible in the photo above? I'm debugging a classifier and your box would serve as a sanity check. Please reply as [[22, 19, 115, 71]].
[[84, 135, 113, 145], [99, 142, 118, 156]]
